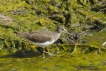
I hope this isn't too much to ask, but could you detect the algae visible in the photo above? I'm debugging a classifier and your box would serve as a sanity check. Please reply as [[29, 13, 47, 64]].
[[0, 0, 106, 71]]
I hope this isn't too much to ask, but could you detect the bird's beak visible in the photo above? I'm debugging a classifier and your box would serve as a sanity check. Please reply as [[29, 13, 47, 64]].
[[66, 31, 71, 35], [64, 29, 71, 35]]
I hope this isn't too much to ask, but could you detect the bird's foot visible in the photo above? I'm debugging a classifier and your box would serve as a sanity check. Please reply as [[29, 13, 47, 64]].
[[44, 51, 55, 56], [48, 53, 55, 56]]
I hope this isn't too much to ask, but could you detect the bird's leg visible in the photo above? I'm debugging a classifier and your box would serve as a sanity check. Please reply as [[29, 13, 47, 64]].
[[44, 47, 54, 56], [43, 48, 46, 58], [45, 52, 53, 56], [44, 49, 53, 56]]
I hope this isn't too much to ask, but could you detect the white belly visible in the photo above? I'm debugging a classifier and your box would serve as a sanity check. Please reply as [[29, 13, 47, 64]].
[[33, 40, 55, 48]]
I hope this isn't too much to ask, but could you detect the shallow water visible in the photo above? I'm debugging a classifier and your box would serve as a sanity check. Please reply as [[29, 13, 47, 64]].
[[0, 51, 106, 71]]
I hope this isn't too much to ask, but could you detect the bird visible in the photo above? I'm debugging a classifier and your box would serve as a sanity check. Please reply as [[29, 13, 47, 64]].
[[16, 26, 70, 58]]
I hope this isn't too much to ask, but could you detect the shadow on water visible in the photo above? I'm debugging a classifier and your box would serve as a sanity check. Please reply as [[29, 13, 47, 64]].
[[0, 49, 43, 58]]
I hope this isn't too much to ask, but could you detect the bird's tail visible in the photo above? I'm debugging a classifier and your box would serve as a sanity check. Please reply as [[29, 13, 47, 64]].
[[15, 32, 27, 38]]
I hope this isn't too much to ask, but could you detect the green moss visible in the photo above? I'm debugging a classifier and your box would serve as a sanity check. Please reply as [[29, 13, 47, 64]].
[[0, 0, 106, 70]]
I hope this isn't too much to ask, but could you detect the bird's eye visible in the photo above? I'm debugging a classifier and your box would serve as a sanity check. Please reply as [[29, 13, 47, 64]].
[[62, 29, 64, 30]]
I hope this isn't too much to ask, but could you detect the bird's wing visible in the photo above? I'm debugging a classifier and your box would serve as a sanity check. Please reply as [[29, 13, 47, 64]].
[[26, 31, 53, 43]]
